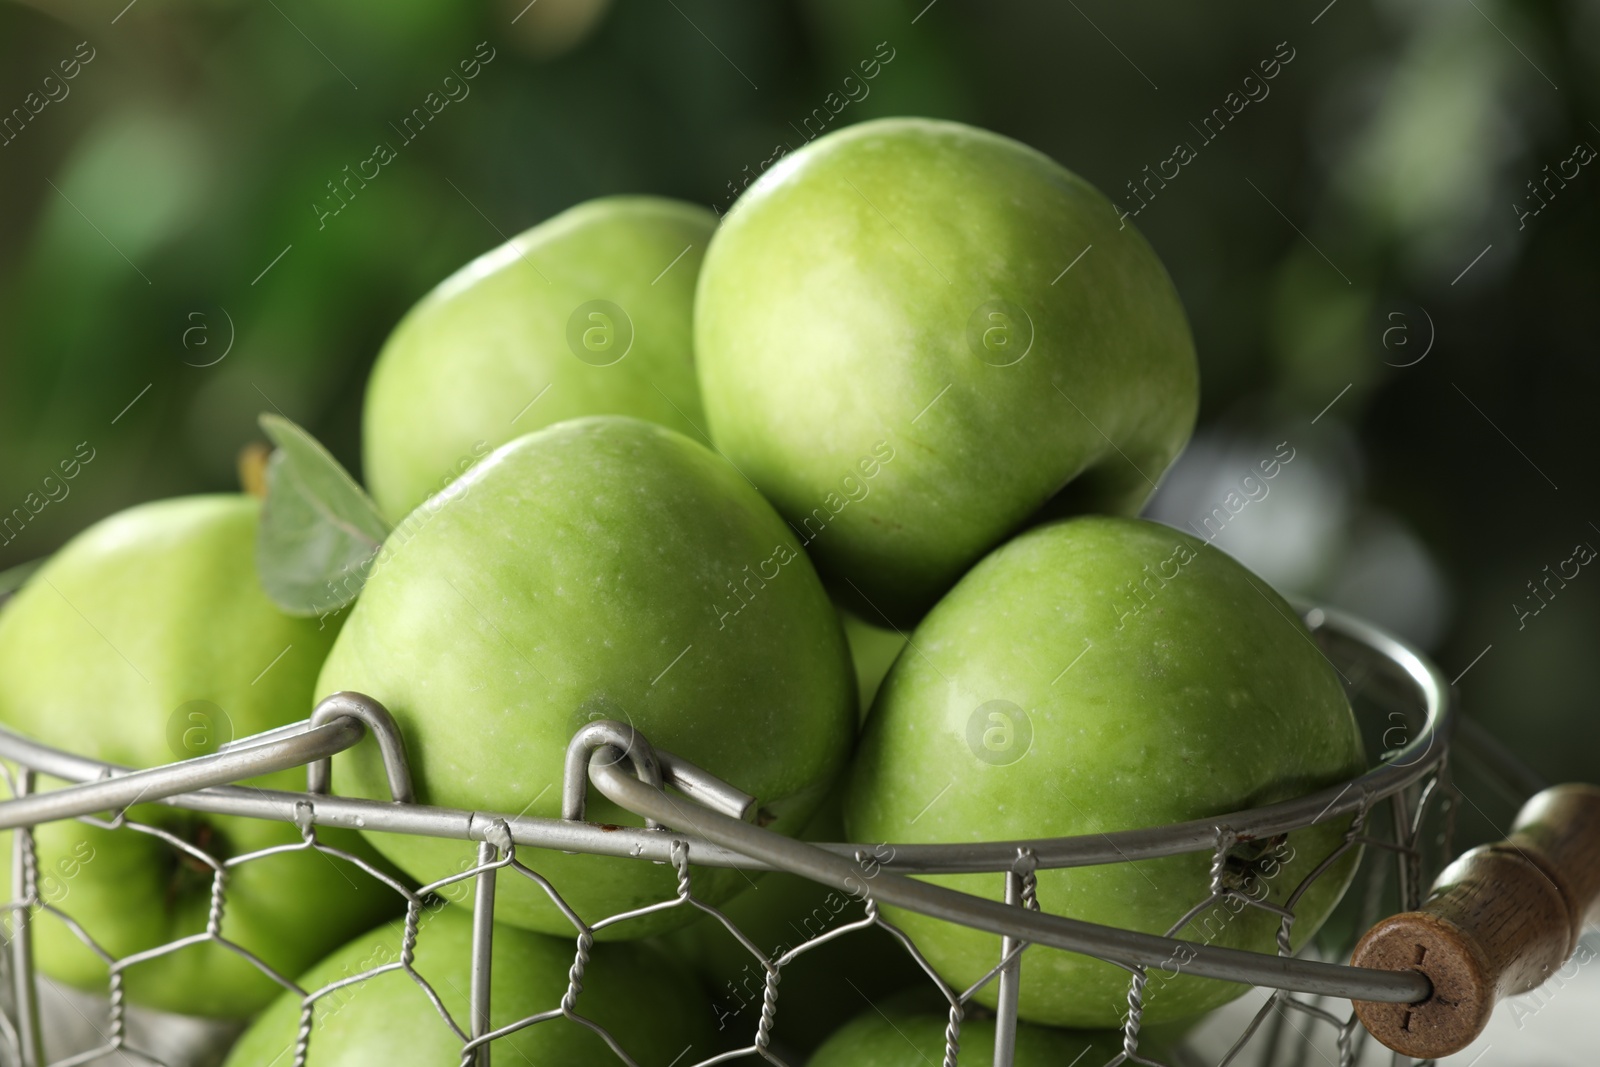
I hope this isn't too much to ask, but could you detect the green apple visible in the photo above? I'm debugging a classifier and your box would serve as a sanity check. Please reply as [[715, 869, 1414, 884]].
[[696, 117, 1199, 623], [318, 416, 856, 938], [808, 1006, 1183, 1067], [364, 195, 717, 521], [839, 606, 907, 722], [0, 496, 397, 1018], [845, 516, 1365, 1028], [225, 904, 721, 1064], [663, 797, 924, 1054]]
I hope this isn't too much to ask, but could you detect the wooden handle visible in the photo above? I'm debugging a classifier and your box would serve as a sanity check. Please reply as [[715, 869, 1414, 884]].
[[1351, 783, 1600, 1059]]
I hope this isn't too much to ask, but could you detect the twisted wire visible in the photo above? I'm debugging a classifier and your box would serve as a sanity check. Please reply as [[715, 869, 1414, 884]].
[[941, 1002, 962, 1067], [1123, 966, 1148, 1061], [562, 930, 593, 1015], [752, 967, 780, 1051]]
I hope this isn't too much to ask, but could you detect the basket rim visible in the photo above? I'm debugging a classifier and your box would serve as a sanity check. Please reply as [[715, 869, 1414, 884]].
[[0, 602, 1450, 876]]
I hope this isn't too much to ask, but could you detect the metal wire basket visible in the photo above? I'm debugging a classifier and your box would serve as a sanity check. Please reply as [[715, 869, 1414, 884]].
[[0, 604, 1584, 1067]]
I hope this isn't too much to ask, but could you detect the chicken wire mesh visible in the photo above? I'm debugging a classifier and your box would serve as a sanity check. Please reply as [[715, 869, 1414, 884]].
[[0, 605, 1465, 1067]]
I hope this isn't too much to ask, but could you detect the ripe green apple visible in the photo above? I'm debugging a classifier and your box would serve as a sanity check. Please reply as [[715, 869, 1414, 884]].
[[808, 1006, 1183, 1067], [224, 905, 721, 1064], [364, 195, 717, 521], [318, 416, 856, 938], [839, 606, 906, 722], [0, 496, 398, 1018], [696, 117, 1199, 623], [663, 797, 924, 1055], [845, 516, 1366, 1028]]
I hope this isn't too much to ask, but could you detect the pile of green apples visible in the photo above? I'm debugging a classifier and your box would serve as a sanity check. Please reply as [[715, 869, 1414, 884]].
[[0, 118, 1367, 1065]]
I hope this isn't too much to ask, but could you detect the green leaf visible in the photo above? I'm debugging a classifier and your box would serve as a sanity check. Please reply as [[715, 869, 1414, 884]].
[[0, 557, 46, 605], [256, 413, 392, 618]]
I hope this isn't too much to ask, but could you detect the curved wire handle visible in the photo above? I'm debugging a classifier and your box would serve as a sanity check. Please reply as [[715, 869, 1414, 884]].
[[0, 714, 365, 833], [584, 745, 1430, 1004]]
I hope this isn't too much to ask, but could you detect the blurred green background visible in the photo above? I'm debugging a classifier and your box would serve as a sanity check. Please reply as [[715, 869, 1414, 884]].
[[1, 0, 1596, 797]]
